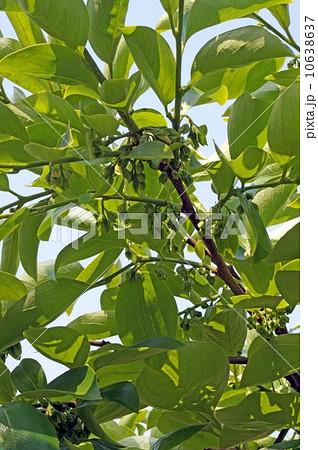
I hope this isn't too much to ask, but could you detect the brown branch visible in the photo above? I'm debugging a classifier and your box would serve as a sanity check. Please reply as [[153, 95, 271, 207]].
[[164, 167, 244, 295], [89, 340, 110, 347], [274, 429, 289, 444], [228, 356, 248, 364]]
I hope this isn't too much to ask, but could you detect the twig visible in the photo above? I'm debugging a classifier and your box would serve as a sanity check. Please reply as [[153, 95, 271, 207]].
[[274, 429, 289, 444]]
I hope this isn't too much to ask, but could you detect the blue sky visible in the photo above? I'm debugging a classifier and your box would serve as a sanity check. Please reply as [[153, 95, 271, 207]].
[[0, 1, 300, 380]]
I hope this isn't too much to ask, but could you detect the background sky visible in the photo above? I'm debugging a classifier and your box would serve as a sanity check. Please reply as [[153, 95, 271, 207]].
[[0, 0, 300, 381]]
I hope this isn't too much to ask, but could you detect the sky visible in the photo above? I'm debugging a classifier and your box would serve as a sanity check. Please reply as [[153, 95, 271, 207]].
[[0, 1, 300, 381]]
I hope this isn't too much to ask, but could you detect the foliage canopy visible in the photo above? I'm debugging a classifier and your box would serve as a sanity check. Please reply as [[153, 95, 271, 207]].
[[0, 0, 300, 449]]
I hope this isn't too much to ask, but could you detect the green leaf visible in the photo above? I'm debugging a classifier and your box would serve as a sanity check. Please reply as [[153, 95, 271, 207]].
[[0, 359, 16, 403], [267, 222, 300, 264], [136, 341, 229, 412], [112, 35, 134, 79], [0, 229, 20, 275], [0, 44, 97, 91], [216, 392, 300, 430], [159, 0, 178, 16], [24, 91, 84, 132], [100, 74, 142, 110], [267, 84, 300, 168], [0, 278, 87, 351], [24, 142, 67, 161], [151, 423, 208, 450], [231, 294, 283, 310], [68, 311, 117, 339], [228, 92, 271, 159], [189, 309, 247, 355], [208, 159, 235, 196], [0, 174, 10, 191], [238, 192, 272, 262], [266, 68, 300, 87], [122, 26, 176, 105], [275, 270, 300, 307], [18, 0, 89, 48], [11, 358, 47, 393], [5, 8, 46, 47], [132, 109, 167, 128], [55, 230, 124, 271], [240, 334, 300, 387], [186, 0, 291, 39], [19, 213, 45, 280], [233, 258, 278, 296], [99, 381, 139, 413], [191, 26, 294, 82], [0, 101, 28, 142], [268, 4, 291, 32], [87, 0, 129, 67], [0, 37, 22, 59], [83, 113, 119, 139], [0, 271, 27, 301], [21, 366, 100, 400], [227, 146, 268, 181], [24, 326, 90, 368], [0, 401, 59, 449], [116, 270, 178, 346], [128, 141, 173, 161]]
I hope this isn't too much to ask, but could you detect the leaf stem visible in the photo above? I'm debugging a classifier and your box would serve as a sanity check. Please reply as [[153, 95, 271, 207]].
[[173, 0, 185, 130], [252, 13, 300, 52]]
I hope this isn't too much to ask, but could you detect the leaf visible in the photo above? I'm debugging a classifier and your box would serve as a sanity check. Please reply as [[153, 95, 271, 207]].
[[116, 270, 178, 346], [216, 392, 300, 430], [0, 359, 16, 403], [136, 341, 229, 412], [267, 222, 300, 264], [21, 366, 100, 400], [151, 423, 208, 450], [18, 0, 89, 48], [0, 229, 20, 275], [19, 213, 45, 280], [55, 230, 124, 271], [267, 84, 300, 168], [11, 358, 47, 393], [189, 309, 247, 355], [227, 146, 268, 181], [132, 109, 167, 128], [240, 334, 300, 387], [186, 0, 291, 39], [24, 326, 90, 368], [238, 192, 272, 262], [159, 0, 178, 16], [0, 278, 87, 352], [231, 294, 283, 310], [128, 141, 173, 161], [0, 271, 27, 301], [0, 101, 28, 142], [275, 270, 300, 307], [266, 68, 300, 87], [0, 401, 59, 449], [24, 91, 84, 132], [0, 174, 10, 191], [68, 311, 117, 339], [5, 8, 46, 47], [233, 258, 278, 296], [0, 37, 22, 59], [99, 381, 139, 413], [100, 75, 142, 110], [268, 4, 291, 32], [24, 142, 67, 161], [122, 26, 175, 105], [0, 44, 97, 91], [191, 26, 294, 82], [87, 0, 129, 67], [228, 92, 271, 159], [83, 113, 119, 139]]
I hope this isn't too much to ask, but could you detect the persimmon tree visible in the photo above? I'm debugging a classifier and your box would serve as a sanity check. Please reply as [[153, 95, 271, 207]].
[[0, 0, 300, 449]]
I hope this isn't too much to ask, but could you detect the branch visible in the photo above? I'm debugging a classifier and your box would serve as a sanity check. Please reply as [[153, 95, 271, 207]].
[[173, 0, 185, 130], [0, 156, 83, 172], [252, 13, 300, 52], [274, 429, 289, 444], [89, 340, 110, 347], [0, 189, 54, 214], [164, 166, 244, 295]]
